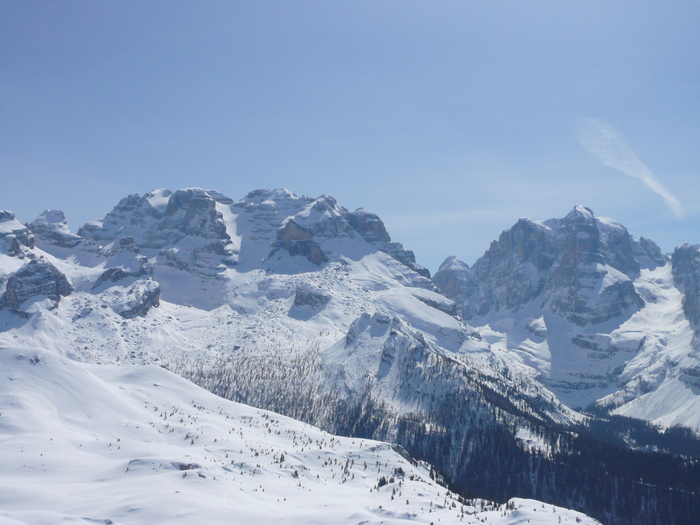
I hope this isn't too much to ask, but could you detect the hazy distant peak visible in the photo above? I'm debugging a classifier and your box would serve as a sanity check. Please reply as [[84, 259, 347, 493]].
[[565, 205, 595, 221], [438, 255, 469, 273]]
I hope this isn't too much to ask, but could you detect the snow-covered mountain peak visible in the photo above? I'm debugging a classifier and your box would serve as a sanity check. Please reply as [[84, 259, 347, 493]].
[[31, 209, 67, 225], [438, 255, 469, 273], [564, 204, 595, 221], [233, 188, 316, 219], [28, 209, 82, 248], [240, 187, 301, 203], [144, 187, 172, 211], [0, 257, 73, 313], [77, 188, 233, 248], [433, 256, 479, 310], [434, 207, 699, 425]]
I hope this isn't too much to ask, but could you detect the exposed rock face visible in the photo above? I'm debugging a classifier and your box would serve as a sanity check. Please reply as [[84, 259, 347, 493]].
[[78, 189, 237, 275], [91, 236, 153, 291], [380, 242, 430, 279], [0, 259, 73, 311], [275, 220, 328, 265], [78, 193, 160, 244], [437, 206, 664, 325], [78, 188, 428, 277], [471, 217, 553, 314], [672, 244, 700, 327], [634, 236, 670, 270], [346, 209, 391, 243], [159, 189, 231, 244], [432, 256, 487, 318], [93, 258, 152, 291], [68, 188, 432, 310], [0, 210, 34, 255], [293, 283, 331, 309], [413, 293, 457, 316], [346, 209, 430, 278], [29, 210, 82, 248]]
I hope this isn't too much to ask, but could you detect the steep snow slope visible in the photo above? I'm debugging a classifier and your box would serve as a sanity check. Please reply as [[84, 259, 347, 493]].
[[0, 346, 600, 525], [434, 207, 700, 428]]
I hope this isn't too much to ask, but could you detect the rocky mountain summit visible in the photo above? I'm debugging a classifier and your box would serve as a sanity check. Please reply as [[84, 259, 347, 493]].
[[63, 188, 431, 310], [436, 206, 667, 323], [434, 206, 700, 428], [29, 209, 82, 248]]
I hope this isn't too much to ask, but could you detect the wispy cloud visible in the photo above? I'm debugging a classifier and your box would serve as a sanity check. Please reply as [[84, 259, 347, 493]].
[[578, 118, 684, 219]]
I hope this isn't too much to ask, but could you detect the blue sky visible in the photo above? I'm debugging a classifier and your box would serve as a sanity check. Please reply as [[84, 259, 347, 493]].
[[2, 1, 699, 272]]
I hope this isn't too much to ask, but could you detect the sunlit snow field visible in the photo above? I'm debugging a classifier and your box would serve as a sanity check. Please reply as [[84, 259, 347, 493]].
[[0, 346, 598, 525]]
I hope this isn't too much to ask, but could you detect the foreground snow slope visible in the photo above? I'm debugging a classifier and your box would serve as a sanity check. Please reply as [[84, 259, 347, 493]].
[[0, 346, 598, 525]]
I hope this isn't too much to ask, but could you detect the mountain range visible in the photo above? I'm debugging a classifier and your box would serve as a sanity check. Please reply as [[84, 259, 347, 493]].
[[2, 188, 700, 525]]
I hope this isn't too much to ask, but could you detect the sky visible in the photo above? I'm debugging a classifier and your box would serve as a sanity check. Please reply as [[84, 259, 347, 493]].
[[1, 1, 699, 273]]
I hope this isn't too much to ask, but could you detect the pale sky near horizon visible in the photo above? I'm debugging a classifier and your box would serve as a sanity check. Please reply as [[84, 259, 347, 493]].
[[2, 1, 699, 273]]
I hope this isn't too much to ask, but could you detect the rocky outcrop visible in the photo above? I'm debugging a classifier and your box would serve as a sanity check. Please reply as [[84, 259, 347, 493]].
[[346, 209, 391, 243], [293, 283, 331, 308], [0, 259, 73, 311], [380, 242, 430, 279], [237, 190, 429, 276], [159, 189, 231, 244], [672, 244, 700, 327], [0, 210, 34, 255], [433, 256, 488, 318], [345, 209, 430, 278], [78, 193, 162, 244], [28, 210, 82, 248], [471, 217, 553, 314], [103, 278, 161, 319], [634, 236, 670, 270], [432, 206, 690, 419], [91, 236, 153, 290], [79, 188, 430, 279], [545, 262, 644, 326]]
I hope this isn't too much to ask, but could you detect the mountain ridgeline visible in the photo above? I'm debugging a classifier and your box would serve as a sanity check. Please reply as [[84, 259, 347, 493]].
[[1, 189, 700, 525]]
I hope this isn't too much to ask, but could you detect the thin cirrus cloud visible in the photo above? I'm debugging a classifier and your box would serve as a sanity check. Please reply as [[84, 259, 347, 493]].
[[578, 118, 685, 219]]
